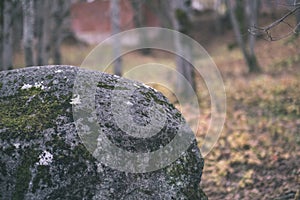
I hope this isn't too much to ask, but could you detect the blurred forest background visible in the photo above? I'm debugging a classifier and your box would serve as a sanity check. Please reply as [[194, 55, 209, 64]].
[[0, 0, 300, 199]]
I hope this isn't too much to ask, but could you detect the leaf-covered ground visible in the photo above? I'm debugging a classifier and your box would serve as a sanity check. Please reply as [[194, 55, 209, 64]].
[[196, 35, 300, 200]]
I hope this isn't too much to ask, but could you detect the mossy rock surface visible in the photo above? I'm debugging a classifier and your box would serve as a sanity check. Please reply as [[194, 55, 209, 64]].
[[0, 66, 207, 199]]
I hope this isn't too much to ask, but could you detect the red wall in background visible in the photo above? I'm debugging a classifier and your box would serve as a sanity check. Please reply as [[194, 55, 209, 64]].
[[71, 0, 160, 38]]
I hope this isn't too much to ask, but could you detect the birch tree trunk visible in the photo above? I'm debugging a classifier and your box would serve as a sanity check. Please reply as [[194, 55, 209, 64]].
[[110, 0, 122, 76], [22, 0, 35, 67], [2, 0, 14, 70]]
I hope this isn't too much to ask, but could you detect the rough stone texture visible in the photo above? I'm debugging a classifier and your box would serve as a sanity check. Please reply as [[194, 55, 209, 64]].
[[0, 66, 207, 199]]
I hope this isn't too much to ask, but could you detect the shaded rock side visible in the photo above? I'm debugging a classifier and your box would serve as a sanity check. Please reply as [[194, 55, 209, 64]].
[[0, 66, 207, 199]]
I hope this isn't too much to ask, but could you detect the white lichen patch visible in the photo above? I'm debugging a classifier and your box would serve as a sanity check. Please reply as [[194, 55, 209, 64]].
[[21, 81, 46, 90], [55, 69, 62, 73], [13, 143, 21, 149], [37, 150, 53, 166], [34, 81, 45, 90], [70, 94, 81, 105], [126, 101, 133, 106], [21, 84, 33, 90]]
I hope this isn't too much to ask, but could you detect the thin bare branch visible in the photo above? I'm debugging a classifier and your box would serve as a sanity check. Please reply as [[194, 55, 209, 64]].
[[249, 5, 300, 41]]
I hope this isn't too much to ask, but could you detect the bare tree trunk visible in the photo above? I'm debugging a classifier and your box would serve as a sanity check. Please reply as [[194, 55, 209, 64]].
[[248, 0, 257, 56], [51, 0, 71, 64], [52, 35, 62, 64], [22, 0, 35, 67], [35, 0, 50, 65], [248, 0, 260, 71], [130, 0, 151, 55], [227, 0, 247, 65], [295, 2, 300, 33], [0, 0, 4, 70], [145, 0, 173, 28], [170, 0, 196, 96], [51, 0, 62, 64], [12, 3, 23, 53], [2, 0, 14, 70], [226, 0, 260, 73], [214, 0, 226, 34], [110, 0, 122, 76]]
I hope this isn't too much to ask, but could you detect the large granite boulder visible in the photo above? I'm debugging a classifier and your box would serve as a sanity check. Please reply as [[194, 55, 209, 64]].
[[0, 66, 207, 199]]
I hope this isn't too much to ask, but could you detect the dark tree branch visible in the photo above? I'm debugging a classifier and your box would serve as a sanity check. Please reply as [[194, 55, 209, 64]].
[[249, 5, 300, 41]]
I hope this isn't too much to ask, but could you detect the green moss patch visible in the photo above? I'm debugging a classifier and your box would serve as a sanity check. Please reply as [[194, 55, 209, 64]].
[[0, 87, 72, 141]]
